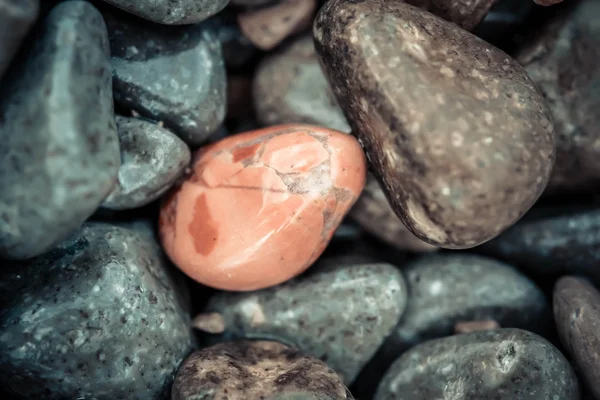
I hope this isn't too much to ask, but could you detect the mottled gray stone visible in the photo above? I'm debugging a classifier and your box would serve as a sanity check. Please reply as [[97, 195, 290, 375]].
[[0, 1, 120, 260], [0, 0, 39, 79], [554, 276, 600, 399], [0, 221, 195, 400], [105, 10, 226, 146], [172, 341, 352, 400], [253, 35, 350, 132], [375, 328, 579, 400], [99, 0, 229, 25], [205, 259, 407, 384], [404, 0, 496, 30], [102, 116, 191, 210]]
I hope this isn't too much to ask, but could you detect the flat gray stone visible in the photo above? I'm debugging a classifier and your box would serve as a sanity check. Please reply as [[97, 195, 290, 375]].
[[105, 10, 226, 146], [102, 116, 191, 210], [375, 328, 579, 400], [0, 0, 39, 79], [0, 221, 195, 400], [0, 1, 120, 260], [100, 0, 229, 25]]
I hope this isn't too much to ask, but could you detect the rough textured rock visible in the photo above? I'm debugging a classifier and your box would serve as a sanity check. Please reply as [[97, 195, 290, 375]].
[[0, 0, 39, 79], [0, 1, 120, 260], [517, 0, 600, 194], [105, 10, 226, 146], [0, 222, 195, 400], [405, 0, 497, 30], [102, 116, 191, 210], [554, 276, 600, 399], [99, 0, 229, 25], [314, 0, 555, 249], [350, 174, 437, 252], [204, 259, 407, 383], [375, 329, 579, 400], [172, 341, 353, 400], [253, 35, 350, 132]]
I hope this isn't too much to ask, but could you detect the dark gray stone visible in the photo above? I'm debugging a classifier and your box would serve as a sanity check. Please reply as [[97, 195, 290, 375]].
[[554, 276, 600, 399], [102, 116, 191, 210], [0, 1, 120, 260], [99, 0, 229, 25], [105, 10, 226, 146], [0, 221, 195, 400], [205, 259, 407, 384], [0, 0, 39, 79], [208, 11, 257, 69], [375, 328, 579, 400]]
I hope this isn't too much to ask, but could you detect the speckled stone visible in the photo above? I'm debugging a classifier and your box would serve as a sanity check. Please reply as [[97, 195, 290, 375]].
[[516, 0, 600, 195], [204, 259, 407, 384], [314, 0, 555, 249], [172, 341, 353, 400], [479, 209, 600, 281], [405, 0, 496, 30], [0, 1, 120, 260], [554, 276, 600, 399], [253, 35, 350, 132], [375, 328, 579, 400], [105, 10, 226, 146], [102, 116, 191, 210], [0, 221, 195, 400], [99, 0, 229, 25], [350, 174, 437, 253], [0, 0, 39, 79]]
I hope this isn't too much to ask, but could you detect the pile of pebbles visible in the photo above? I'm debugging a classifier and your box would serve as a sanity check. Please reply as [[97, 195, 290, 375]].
[[0, 0, 599, 399]]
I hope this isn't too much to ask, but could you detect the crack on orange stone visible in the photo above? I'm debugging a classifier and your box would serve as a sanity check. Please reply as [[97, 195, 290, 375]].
[[189, 194, 219, 256], [232, 143, 262, 163]]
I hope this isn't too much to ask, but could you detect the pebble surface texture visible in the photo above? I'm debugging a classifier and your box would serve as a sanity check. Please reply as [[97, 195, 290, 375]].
[[350, 174, 437, 252], [102, 116, 191, 210], [405, 0, 497, 30], [254, 35, 351, 133], [0, 1, 120, 260], [314, 0, 555, 249], [375, 328, 580, 400], [159, 124, 366, 291], [105, 10, 226, 146], [204, 259, 408, 384], [554, 276, 600, 399], [172, 341, 353, 400], [0, 0, 39, 79], [99, 0, 229, 25], [517, 0, 600, 194], [0, 222, 195, 399]]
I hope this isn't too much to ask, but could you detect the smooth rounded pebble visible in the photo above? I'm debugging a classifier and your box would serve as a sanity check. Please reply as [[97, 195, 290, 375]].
[[208, 11, 257, 69], [102, 116, 191, 210], [404, 0, 496, 30], [0, 1, 120, 260], [375, 328, 579, 400], [105, 10, 226, 146], [314, 0, 555, 249], [99, 0, 229, 25], [0, 221, 195, 400], [554, 276, 600, 399], [253, 34, 350, 132], [159, 124, 367, 291], [204, 258, 408, 384], [0, 0, 39, 79], [172, 341, 353, 400], [517, 0, 600, 194]]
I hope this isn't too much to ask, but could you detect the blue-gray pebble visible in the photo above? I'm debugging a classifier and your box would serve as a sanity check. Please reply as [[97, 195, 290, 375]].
[[0, 221, 195, 399], [100, 0, 229, 25], [0, 0, 39, 79], [105, 10, 226, 146], [0, 1, 120, 260]]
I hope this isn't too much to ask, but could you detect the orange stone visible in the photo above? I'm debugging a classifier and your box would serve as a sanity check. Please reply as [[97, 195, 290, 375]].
[[159, 124, 367, 291]]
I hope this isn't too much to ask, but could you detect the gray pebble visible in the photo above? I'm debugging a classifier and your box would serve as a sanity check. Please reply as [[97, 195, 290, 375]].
[[208, 11, 257, 69], [554, 276, 600, 399], [172, 341, 352, 400], [204, 259, 408, 384], [0, 1, 120, 260], [105, 10, 226, 146], [99, 0, 229, 25], [0, 221, 195, 399], [102, 116, 191, 210], [375, 328, 579, 400], [0, 0, 39, 79]]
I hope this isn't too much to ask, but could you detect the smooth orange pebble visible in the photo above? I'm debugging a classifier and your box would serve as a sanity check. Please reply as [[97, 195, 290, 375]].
[[159, 124, 367, 291]]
